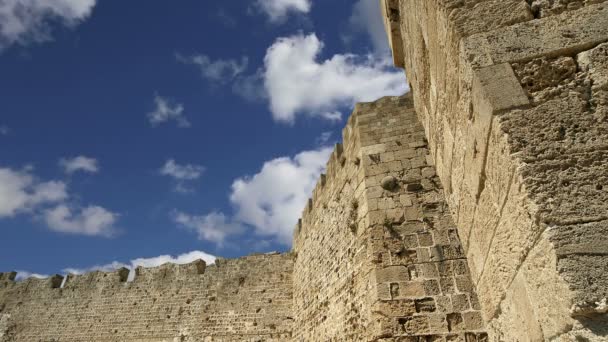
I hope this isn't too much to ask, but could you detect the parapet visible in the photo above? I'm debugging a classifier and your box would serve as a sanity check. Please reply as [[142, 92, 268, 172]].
[[63, 267, 130, 289]]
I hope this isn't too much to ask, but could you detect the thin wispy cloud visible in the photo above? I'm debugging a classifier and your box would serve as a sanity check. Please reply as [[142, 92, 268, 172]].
[[176, 53, 248, 84], [0, 0, 97, 51], [59, 156, 99, 174], [160, 159, 205, 193], [147, 95, 190, 128], [346, 0, 390, 53], [315, 131, 333, 146], [173, 211, 246, 247], [0, 125, 9, 135]]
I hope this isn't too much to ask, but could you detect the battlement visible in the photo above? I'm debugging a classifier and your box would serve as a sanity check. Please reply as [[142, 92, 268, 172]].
[[293, 94, 414, 247]]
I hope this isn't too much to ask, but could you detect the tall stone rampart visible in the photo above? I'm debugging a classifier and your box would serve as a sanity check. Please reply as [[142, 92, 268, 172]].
[[293, 93, 487, 341], [381, 0, 608, 340]]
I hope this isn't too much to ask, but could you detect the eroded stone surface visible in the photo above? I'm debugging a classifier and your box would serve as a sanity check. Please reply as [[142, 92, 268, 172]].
[[382, 0, 608, 340]]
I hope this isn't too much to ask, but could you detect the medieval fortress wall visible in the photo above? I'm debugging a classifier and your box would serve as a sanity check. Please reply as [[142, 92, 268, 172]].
[[1, 1, 607, 341], [0, 254, 294, 341]]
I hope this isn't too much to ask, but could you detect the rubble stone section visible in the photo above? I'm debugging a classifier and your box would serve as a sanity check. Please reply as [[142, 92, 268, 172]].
[[381, 0, 608, 340], [0, 254, 294, 342]]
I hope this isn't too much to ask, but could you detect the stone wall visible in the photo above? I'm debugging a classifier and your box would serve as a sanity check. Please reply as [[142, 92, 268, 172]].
[[381, 0, 608, 340], [293, 94, 487, 341], [0, 253, 293, 342]]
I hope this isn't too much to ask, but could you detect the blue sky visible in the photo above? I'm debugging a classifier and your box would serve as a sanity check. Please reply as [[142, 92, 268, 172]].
[[0, 0, 407, 279]]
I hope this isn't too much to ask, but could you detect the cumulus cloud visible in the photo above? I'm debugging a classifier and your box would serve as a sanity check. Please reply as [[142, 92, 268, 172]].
[[176, 53, 248, 84], [230, 147, 332, 243], [147, 95, 190, 128], [0, 0, 96, 50], [59, 155, 99, 174], [263, 33, 407, 123], [174, 146, 332, 246], [0, 167, 68, 217], [348, 0, 390, 53], [61, 250, 217, 281], [43, 204, 118, 237], [0, 166, 118, 237], [255, 0, 311, 22]]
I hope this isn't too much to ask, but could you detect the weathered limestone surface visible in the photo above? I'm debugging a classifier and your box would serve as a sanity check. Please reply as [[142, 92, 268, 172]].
[[0, 254, 294, 341], [293, 94, 487, 341], [381, 0, 608, 340]]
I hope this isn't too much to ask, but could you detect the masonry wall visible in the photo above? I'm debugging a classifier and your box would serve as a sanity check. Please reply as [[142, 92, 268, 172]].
[[291, 101, 377, 341], [381, 0, 608, 340], [0, 253, 293, 342], [293, 94, 487, 341]]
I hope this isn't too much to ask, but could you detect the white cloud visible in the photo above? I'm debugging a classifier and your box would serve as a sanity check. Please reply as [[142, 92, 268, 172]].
[[160, 159, 205, 194], [0, 166, 119, 237], [173, 211, 245, 246], [0, 125, 9, 135], [15, 270, 50, 281], [348, 0, 390, 53], [130, 250, 216, 269], [0, 167, 68, 217], [147, 95, 190, 128], [263, 33, 407, 123], [59, 155, 99, 174], [160, 159, 204, 180], [61, 250, 216, 282], [230, 147, 332, 244], [315, 131, 333, 145], [0, 0, 96, 50], [176, 53, 248, 83], [43, 204, 118, 237], [62, 261, 128, 276], [174, 146, 332, 246], [231, 69, 267, 102], [256, 0, 311, 22]]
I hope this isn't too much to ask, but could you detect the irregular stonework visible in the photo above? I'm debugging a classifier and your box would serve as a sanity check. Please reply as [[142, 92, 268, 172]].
[[381, 0, 608, 340]]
